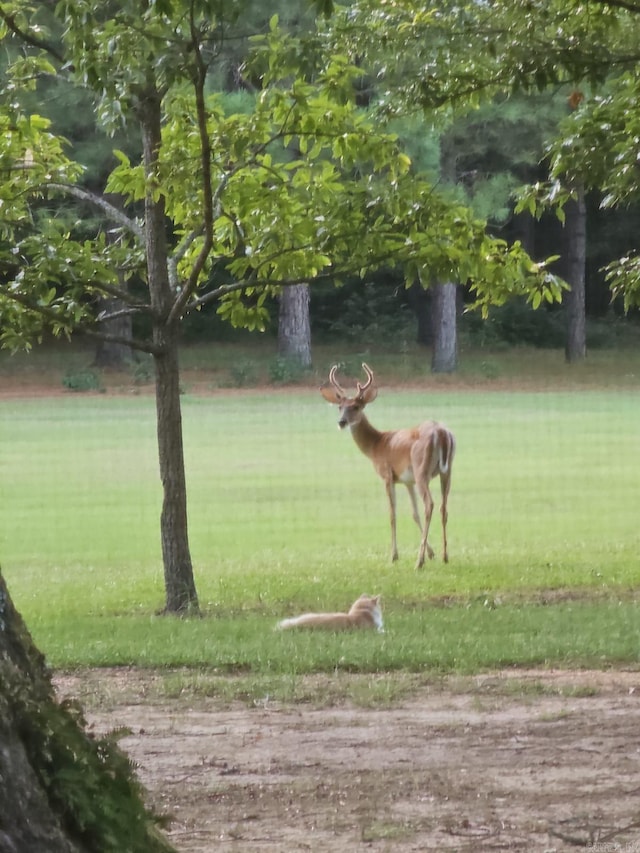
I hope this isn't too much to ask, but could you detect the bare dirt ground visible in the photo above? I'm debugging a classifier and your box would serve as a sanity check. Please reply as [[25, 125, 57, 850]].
[[53, 668, 640, 853]]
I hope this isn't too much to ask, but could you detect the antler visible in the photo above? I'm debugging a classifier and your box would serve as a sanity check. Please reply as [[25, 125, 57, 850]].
[[356, 362, 375, 397], [328, 364, 347, 397]]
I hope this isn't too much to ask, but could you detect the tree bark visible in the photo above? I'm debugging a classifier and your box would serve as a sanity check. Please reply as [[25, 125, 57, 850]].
[[0, 569, 174, 852], [93, 295, 134, 368], [407, 282, 433, 346], [0, 575, 80, 853], [564, 183, 587, 363], [431, 281, 458, 373], [431, 130, 459, 373], [277, 283, 312, 367], [153, 323, 199, 614], [139, 86, 199, 615], [511, 209, 536, 257]]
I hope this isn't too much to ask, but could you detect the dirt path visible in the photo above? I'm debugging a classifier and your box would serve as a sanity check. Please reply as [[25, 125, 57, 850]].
[[54, 669, 640, 852]]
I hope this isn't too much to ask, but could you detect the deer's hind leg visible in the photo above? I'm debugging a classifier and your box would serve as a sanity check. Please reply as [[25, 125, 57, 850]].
[[440, 467, 452, 563], [412, 440, 436, 569], [405, 482, 423, 531], [415, 483, 435, 568]]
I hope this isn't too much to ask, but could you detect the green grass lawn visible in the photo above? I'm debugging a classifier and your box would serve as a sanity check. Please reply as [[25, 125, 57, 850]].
[[1, 352, 639, 681]]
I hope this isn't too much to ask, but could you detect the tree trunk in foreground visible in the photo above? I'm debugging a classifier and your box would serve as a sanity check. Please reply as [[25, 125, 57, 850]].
[[431, 282, 458, 373], [278, 283, 312, 367], [140, 85, 199, 615], [564, 183, 587, 363], [0, 569, 174, 853]]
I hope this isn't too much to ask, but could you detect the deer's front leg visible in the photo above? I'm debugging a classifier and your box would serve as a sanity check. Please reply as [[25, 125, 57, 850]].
[[385, 478, 398, 562]]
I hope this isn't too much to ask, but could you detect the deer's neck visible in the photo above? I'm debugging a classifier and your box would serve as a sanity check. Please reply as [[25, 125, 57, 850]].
[[350, 414, 383, 459]]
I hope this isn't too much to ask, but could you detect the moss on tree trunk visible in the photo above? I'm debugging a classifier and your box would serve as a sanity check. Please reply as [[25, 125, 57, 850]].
[[0, 569, 174, 853]]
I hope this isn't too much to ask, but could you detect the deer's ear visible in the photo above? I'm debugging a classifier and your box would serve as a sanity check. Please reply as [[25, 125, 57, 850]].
[[320, 384, 342, 404]]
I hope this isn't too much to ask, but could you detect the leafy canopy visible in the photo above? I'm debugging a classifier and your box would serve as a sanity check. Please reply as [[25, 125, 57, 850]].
[[0, 1, 566, 350], [325, 0, 640, 307]]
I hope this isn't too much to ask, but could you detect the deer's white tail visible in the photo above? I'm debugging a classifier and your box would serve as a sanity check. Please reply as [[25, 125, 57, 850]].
[[276, 615, 307, 630], [437, 428, 455, 474]]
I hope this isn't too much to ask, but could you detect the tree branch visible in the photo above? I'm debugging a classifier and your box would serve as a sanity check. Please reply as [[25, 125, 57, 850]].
[[168, 226, 204, 290], [90, 279, 150, 308], [184, 226, 469, 315], [75, 326, 159, 356], [45, 183, 146, 243], [591, 0, 640, 12], [0, 284, 161, 355], [166, 8, 214, 323], [95, 305, 148, 324], [0, 286, 162, 355], [0, 285, 72, 329], [186, 271, 335, 312], [166, 113, 297, 324], [0, 9, 66, 64]]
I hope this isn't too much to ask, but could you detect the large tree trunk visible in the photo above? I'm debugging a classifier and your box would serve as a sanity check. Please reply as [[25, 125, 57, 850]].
[[140, 86, 199, 615], [430, 131, 459, 373], [94, 294, 134, 368], [278, 283, 312, 367], [431, 281, 458, 373], [564, 183, 587, 363], [407, 282, 433, 346], [0, 569, 174, 852], [511, 208, 536, 257]]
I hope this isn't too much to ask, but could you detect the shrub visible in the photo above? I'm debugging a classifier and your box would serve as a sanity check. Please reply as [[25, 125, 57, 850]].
[[227, 358, 259, 387], [269, 355, 309, 385], [130, 356, 154, 385], [62, 368, 103, 392]]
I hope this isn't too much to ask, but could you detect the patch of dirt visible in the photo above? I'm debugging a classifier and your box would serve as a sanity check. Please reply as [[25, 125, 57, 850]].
[[54, 668, 640, 852]]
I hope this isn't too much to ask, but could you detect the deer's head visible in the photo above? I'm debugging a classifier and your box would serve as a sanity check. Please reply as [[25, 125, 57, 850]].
[[320, 363, 378, 429]]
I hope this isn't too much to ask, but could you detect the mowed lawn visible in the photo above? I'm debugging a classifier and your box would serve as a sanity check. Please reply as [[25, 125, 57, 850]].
[[1, 380, 639, 674]]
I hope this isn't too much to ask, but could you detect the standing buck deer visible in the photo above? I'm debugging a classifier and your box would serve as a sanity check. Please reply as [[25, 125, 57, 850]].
[[320, 363, 455, 568]]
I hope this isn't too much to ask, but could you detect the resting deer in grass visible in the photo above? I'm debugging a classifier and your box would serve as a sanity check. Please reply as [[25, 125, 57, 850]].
[[320, 363, 455, 568]]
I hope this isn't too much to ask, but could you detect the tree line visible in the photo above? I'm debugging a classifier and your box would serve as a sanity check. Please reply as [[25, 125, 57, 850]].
[[4, 7, 638, 374]]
